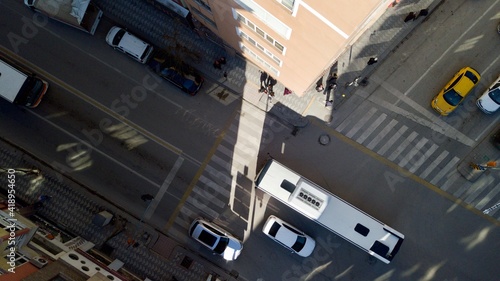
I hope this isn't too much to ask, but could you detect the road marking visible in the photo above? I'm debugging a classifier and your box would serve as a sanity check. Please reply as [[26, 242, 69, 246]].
[[367, 119, 398, 150], [430, 156, 460, 185], [144, 156, 184, 219], [368, 90, 475, 146], [398, 135, 427, 167], [311, 118, 500, 225], [388, 131, 418, 161], [356, 113, 387, 144], [408, 141, 438, 174], [403, 0, 500, 96], [377, 125, 407, 155], [346, 107, 377, 138], [163, 108, 240, 232], [419, 150, 448, 179]]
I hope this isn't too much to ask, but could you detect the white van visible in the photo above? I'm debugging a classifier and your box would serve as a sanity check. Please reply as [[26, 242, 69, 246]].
[[0, 58, 48, 108], [105, 26, 154, 64]]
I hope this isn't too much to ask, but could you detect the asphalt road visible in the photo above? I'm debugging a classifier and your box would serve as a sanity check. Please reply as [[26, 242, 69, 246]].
[[0, 0, 499, 281]]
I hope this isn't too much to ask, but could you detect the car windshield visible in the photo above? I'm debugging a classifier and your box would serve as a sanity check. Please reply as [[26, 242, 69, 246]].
[[113, 29, 126, 45], [489, 87, 500, 105], [291, 236, 306, 252], [443, 89, 463, 106], [198, 230, 217, 247], [213, 237, 229, 254], [464, 70, 479, 84]]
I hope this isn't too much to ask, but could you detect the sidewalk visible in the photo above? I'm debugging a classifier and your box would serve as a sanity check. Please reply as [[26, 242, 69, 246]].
[[0, 138, 241, 281]]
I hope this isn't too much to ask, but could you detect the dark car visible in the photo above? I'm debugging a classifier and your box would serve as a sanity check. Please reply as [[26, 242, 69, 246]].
[[148, 52, 203, 96]]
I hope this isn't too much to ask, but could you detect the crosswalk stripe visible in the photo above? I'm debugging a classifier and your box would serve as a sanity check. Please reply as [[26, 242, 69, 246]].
[[366, 119, 398, 150], [203, 165, 232, 188], [419, 150, 449, 178], [377, 125, 408, 155], [186, 196, 219, 218], [346, 107, 378, 138], [388, 131, 418, 161], [474, 183, 500, 210], [191, 184, 228, 208], [398, 137, 428, 168], [356, 113, 387, 144], [408, 142, 438, 174], [430, 156, 460, 185], [197, 175, 229, 198], [464, 175, 496, 204], [440, 170, 462, 192]]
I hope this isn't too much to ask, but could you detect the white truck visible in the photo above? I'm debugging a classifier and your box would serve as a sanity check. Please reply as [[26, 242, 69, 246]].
[[255, 159, 404, 264], [24, 0, 103, 35], [0, 57, 48, 108]]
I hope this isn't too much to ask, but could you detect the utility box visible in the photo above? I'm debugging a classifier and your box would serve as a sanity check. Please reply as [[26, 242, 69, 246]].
[[92, 211, 113, 227]]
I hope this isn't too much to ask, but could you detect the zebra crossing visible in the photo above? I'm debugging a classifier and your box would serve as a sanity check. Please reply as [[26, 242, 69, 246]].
[[335, 103, 500, 219], [168, 102, 287, 242]]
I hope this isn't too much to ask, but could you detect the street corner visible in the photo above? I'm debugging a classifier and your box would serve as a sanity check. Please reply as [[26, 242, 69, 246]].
[[301, 94, 334, 124], [205, 82, 240, 106]]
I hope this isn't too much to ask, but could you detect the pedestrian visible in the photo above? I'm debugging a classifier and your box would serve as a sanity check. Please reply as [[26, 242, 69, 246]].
[[213, 59, 221, 69], [223, 71, 228, 80], [328, 73, 337, 89], [219, 56, 226, 65], [316, 81, 324, 92], [367, 57, 378, 65], [266, 75, 275, 87], [404, 12, 415, 22], [284, 88, 292, 96], [141, 194, 154, 202], [260, 71, 268, 88]]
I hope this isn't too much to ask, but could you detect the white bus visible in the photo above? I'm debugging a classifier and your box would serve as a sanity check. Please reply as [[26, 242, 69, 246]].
[[255, 159, 404, 264]]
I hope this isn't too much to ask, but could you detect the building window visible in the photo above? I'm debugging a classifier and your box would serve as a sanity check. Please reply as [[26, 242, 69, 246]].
[[277, 0, 294, 11], [240, 43, 281, 76], [234, 0, 292, 39], [237, 28, 282, 66], [193, 0, 212, 12], [191, 6, 217, 28], [234, 11, 286, 55]]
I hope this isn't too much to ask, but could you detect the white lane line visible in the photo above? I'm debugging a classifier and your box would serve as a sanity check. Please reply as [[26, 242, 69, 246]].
[[408, 142, 438, 174], [367, 119, 398, 150], [388, 131, 418, 161], [430, 156, 460, 185], [399, 136, 428, 168], [403, 0, 500, 96], [419, 150, 449, 179], [144, 156, 184, 219], [377, 125, 408, 156], [368, 92, 475, 146], [475, 182, 500, 210], [27, 110, 161, 188], [357, 113, 387, 144], [346, 107, 378, 138]]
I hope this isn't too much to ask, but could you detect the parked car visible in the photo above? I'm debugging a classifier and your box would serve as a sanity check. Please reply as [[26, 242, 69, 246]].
[[431, 66, 480, 116], [476, 75, 500, 114], [105, 26, 154, 64], [148, 51, 204, 95], [188, 218, 242, 261], [262, 215, 316, 257]]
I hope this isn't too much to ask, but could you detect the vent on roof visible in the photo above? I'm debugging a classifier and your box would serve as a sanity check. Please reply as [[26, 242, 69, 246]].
[[294, 188, 324, 210]]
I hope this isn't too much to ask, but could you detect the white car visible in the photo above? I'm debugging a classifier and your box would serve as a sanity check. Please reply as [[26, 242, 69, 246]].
[[105, 26, 154, 64], [476, 75, 500, 114], [188, 218, 243, 261], [262, 215, 316, 257]]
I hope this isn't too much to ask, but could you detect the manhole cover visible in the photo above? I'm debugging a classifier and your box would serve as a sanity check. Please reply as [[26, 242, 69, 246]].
[[319, 134, 330, 145]]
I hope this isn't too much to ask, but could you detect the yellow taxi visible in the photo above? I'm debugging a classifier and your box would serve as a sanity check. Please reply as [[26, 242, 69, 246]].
[[431, 66, 480, 116]]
